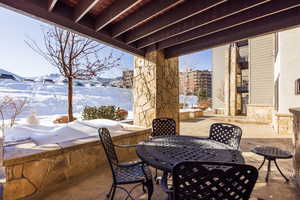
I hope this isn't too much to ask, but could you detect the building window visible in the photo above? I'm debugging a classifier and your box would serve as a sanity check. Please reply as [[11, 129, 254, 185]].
[[296, 79, 300, 95]]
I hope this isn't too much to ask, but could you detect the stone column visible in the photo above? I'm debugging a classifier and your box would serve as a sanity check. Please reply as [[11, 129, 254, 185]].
[[289, 108, 300, 186], [224, 46, 231, 116], [133, 50, 180, 132], [229, 45, 238, 116]]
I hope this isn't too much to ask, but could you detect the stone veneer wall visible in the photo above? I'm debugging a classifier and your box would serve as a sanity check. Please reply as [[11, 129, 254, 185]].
[[179, 110, 203, 121], [3, 129, 151, 200], [247, 104, 274, 124], [133, 50, 179, 132], [274, 113, 293, 134], [289, 108, 300, 187]]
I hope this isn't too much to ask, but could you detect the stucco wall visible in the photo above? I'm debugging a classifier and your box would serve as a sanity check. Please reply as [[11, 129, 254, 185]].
[[249, 34, 275, 105], [277, 28, 300, 114], [212, 45, 228, 110]]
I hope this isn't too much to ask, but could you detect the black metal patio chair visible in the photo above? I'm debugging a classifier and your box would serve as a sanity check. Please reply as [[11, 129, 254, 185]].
[[98, 128, 153, 200], [209, 123, 243, 149], [152, 118, 177, 137], [170, 161, 258, 200], [152, 118, 177, 183]]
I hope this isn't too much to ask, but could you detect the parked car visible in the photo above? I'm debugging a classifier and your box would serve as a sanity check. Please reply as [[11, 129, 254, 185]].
[[0, 73, 16, 81], [43, 79, 55, 84]]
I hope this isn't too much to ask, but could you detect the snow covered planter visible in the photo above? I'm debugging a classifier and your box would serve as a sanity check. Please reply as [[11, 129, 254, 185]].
[[3, 119, 151, 200]]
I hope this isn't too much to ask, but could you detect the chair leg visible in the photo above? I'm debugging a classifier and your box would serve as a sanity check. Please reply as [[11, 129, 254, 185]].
[[110, 186, 117, 200], [155, 168, 159, 184], [107, 185, 113, 199], [142, 184, 146, 193], [274, 159, 289, 182], [258, 157, 266, 170], [145, 180, 154, 200], [266, 159, 271, 182]]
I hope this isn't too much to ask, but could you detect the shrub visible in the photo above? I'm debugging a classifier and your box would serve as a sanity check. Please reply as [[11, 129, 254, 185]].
[[82, 106, 117, 120], [116, 109, 128, 120], [53, 116, 77, 124]]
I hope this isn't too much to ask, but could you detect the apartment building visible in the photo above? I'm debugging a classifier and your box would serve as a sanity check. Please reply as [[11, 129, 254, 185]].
[[212, 27, 300, 134], [180, 69, 212, 97], [122, 70, 134, 88]]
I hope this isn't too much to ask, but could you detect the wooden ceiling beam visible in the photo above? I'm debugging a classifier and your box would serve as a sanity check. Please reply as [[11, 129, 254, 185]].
[[110, 0, 183, 38], [0, 0, 144, 56], [164, 7, 300, 58], [48, 0, 58, 12], [123, 0, 227, 44], [135, 0, 270, 49], [95, 0, 141, 31], [73, 0, 100, 22], [156, 0, 300, 50]]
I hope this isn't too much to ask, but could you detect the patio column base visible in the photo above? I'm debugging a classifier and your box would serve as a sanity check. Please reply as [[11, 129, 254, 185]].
[[133, 50, 179, 133], [289, 108, 300, 187]]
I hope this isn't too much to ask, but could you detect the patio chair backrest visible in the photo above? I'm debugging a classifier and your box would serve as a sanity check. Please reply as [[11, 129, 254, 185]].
[[172, 161, 258, 200], [98, 128, 119, 169], [152, 118, 176, 137], [209, 123, 242, 149]]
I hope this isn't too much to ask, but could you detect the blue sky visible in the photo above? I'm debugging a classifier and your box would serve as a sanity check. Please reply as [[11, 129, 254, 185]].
[[0, 7, 212, 78]]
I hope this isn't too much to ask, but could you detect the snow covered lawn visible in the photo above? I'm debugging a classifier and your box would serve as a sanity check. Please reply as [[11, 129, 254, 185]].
[[0, 79, 198, 144], [0, 80, 133, 119]]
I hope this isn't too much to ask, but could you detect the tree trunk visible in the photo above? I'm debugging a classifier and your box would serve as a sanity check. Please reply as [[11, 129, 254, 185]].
[[67, 77, 74, 122]]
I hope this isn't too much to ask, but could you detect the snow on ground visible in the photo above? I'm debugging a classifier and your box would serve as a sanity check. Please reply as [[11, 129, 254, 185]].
[[0, 79, 198, 144], [5, 119, 125, 146], [0, 79, 198, 121], [0, 79, 133, 120]]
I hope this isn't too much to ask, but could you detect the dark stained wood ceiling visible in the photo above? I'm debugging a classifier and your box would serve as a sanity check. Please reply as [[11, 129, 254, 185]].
[[1, 0, 300, 58]]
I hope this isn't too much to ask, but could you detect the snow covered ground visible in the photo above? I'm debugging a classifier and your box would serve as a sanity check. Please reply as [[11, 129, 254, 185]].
[[0, 79, 133, 120], [0, 79, 198, 122], [0, 79, 199, 146]]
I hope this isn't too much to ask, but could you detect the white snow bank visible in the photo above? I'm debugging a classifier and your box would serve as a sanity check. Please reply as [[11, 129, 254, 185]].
[[180, 108, 202, 113], [5, 119, 123, 146]]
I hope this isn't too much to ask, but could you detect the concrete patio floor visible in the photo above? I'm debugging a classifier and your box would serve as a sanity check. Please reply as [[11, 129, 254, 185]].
[[36, 116, 299, 200]]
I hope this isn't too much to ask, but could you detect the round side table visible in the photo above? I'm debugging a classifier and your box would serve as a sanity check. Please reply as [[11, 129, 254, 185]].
[[251, 146, 293, 182]]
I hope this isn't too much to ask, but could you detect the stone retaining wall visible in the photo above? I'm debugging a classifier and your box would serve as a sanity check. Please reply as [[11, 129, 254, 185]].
[[274, 113, 293, 135], [179, 110, 203, 121], [289, 108, 300, 188], [247, 104, 274, 124], [3, 127, 151, 200]]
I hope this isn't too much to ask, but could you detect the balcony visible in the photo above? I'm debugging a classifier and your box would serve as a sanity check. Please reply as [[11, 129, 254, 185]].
[[238, 57, 249, 69]]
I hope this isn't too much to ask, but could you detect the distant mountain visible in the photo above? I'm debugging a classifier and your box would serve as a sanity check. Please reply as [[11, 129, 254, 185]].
[[0, 68, 24, 81]]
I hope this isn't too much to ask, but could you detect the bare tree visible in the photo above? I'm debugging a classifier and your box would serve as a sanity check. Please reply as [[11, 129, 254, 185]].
[[0, 96, 28, 131], [26, 26, 120, 121]]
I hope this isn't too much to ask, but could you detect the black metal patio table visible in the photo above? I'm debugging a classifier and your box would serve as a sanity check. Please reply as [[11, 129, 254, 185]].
[[136, 135, 245, 173]]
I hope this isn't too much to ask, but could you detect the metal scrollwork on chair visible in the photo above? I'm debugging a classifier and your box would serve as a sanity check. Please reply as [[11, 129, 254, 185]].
[[152, 118, 177, 137], [172, 161, 258, 200], [209, 123, 242, 149], [98, 128, 153, 200], [152, 118, 177, 184]]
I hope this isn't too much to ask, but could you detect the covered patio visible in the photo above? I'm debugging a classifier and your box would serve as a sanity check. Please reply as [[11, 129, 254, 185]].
[[1, 0, 300, 199], [26, 118, 299, 200]]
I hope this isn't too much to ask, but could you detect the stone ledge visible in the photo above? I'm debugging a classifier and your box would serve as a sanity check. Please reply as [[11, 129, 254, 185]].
[[289, 107, 300, 114], [3, 126, 151, 200], [3, 127, 151, 167]]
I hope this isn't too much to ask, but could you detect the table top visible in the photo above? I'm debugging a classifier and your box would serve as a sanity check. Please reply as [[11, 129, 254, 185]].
[[251, 146, 293, 159], [136, 135, 245, 172]]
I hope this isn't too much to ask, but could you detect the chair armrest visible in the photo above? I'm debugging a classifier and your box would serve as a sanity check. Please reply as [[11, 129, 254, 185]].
[[118, 160, 143, 168], [114, 144, 137, 148], [161, 172, 173, 194]]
